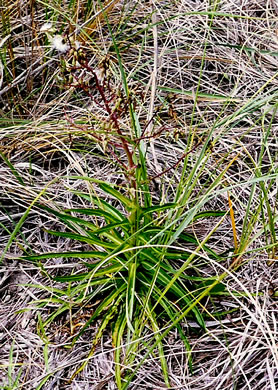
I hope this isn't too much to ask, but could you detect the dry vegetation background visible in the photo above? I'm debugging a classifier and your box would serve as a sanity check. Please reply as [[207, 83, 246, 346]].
[[0, 0, 278, 389]]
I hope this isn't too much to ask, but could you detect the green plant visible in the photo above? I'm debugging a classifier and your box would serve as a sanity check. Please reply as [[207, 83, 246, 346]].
[[18, 30, 232, 388], [0, 341, 24, 390]]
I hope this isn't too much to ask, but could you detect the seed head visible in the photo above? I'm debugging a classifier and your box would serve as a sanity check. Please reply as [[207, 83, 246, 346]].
[[51, 35, 70, 53], [40, 22, 54, 33]]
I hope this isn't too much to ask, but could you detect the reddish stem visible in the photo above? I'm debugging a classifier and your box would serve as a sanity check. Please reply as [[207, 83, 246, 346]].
[[150, 140, 202, 181], [82, 61, 137, 190]]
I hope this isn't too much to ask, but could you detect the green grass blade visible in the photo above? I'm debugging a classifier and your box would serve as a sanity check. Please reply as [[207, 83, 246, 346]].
[[21, 250, 108, 262], [98, 182, 134, 210], [71, 282, 126, 345], [126, 262, 136, 333], [112, 311, 127, 390], [0, 177, 59, 264], [0, 151, 25, 186], [44, 229, 117, 249], [146, 301, 170, 388]]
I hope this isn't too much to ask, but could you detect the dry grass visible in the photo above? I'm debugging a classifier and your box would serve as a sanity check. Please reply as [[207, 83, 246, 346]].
[[1, 0, 278, 389]]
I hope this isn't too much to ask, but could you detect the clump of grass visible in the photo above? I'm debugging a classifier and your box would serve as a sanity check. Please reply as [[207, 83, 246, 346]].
[[18, 33, 231, 388]]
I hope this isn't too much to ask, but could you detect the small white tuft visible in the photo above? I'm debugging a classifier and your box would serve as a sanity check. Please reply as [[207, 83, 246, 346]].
[[40, 22, 53, 33], [51, 35, 70, 53]]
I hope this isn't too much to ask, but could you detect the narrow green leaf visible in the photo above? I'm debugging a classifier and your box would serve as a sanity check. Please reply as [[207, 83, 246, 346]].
[[0, 151, 25, 186], [38, 206, 128, 239], [21, 250, 107, 262], [199, 280, 226, 294], [143, 228, 221, 259], [152, 286, 193, 372], [43, 305, 69, 327], [140, 267, 205, 329], [44, 229, 117, 249], [126, 262, 136, 333], [146, 301, 170, 388], [90, 262, 126, 277], [1, 177, 59, 263], [70, 292, 123, 382], [112, 311, 127, 390], [64, 207, 122, 222], [193, 210, 226, 220], [72, 282, 126, 344], [141, 203, 177, 215], [54, 263, 126, 282], [64, 191, 126, 221], [99, 182, 134, 210], [53, 272, 92, 282], [36, 373, 53, 390], [157, 85, 240, 102], [93, 220, 130, 235]]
